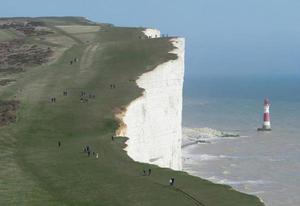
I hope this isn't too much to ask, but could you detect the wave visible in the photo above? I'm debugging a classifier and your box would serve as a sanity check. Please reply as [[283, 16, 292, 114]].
[[207, 176, 272, 186], [182, 127, 240, 143], [189, 154, 236, 161], [198, 154, 222, 161], [185, 153, 285, 163], [248, 191, 266, 195]]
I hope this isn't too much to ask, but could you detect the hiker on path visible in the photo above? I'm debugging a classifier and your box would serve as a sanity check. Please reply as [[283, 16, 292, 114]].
[[96, 153, 99, 159], [169, 178, 175, 186], [148, 169, 152, 176]]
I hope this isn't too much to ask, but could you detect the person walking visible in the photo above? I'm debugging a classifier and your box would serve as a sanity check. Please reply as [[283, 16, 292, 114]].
[[169, 178, 175, 186]]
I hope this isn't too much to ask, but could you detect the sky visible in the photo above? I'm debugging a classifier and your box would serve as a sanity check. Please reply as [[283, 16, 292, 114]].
[[1, 0, 300, 77]]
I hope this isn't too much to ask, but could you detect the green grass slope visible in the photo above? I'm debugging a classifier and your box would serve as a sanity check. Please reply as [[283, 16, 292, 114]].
[[0, 17, 264, 206]]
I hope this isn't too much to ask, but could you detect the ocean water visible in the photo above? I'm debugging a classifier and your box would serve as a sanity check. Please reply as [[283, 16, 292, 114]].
[[182, 74, 300, 206]]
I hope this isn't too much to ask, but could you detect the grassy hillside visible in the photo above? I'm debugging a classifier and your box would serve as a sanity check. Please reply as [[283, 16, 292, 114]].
[[0, 17, 264, 206]]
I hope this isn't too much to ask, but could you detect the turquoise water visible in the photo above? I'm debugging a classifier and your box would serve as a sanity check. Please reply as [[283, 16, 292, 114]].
[[182, 74, 300, 206]]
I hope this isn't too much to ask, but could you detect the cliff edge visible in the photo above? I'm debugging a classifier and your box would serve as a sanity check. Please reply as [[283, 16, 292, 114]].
[[117, 34, 184, 170]]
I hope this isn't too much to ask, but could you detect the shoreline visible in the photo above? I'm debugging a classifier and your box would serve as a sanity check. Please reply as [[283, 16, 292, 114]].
[[182, 126, 267, 205], [182, 147, 266, 205]]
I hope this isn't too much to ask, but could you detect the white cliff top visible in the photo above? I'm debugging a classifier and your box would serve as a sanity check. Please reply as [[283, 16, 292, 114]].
[[143, 28, 161, 38]]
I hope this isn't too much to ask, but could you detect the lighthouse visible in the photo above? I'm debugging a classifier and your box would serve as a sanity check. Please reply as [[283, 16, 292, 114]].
[[258, 98, 271, 131]]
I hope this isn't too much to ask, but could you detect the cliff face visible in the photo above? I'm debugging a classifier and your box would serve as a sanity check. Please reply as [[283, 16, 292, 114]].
[[117, 36, 185, 170]]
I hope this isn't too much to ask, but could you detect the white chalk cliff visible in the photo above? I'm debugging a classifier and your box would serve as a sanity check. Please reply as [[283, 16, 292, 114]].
[[116, 31, 185, 171], [143, 28, 161, 38]]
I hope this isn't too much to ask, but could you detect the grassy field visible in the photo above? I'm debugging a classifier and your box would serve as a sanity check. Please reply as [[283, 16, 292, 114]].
[[0, 29, 18, 42], [0, 17, 264, 206]]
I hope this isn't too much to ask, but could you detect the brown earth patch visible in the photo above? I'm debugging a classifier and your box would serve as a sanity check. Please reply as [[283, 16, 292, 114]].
[[0, 100, 19, 127], [0, 79, 15, 86], [114, 106, 128, 137]]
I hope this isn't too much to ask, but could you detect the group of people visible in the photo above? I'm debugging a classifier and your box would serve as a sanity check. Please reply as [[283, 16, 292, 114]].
[[143, 168, 152, 176], [49, 89, 68, 103], [83, 145, 99, 159], [61, 89, 96, 103], [50, 97, 57, 103], [80, 90, 96, 103], [142, 168, 175, 186], [57, 141, 99, 159], [49, 88, 97, 104], [109, 84, 116, 89], [70, 57, 79, 65], [58, 140, 175, 187]]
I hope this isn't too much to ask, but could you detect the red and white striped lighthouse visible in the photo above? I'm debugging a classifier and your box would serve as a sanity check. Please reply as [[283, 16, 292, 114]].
[[258, 98, 271, 131]]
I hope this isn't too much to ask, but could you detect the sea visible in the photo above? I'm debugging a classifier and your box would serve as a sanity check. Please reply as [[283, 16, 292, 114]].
[[182, 74, 300, 206]]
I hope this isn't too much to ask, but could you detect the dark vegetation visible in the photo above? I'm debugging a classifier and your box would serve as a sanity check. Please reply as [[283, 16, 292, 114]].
[[0, 100, 19, 126], [0, 39, 53, 73], [0, 79, 15, 86], [0, 20, 53, 36]]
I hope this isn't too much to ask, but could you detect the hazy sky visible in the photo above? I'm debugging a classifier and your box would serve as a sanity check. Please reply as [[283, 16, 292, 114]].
[[2, 0, 300, 77]]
